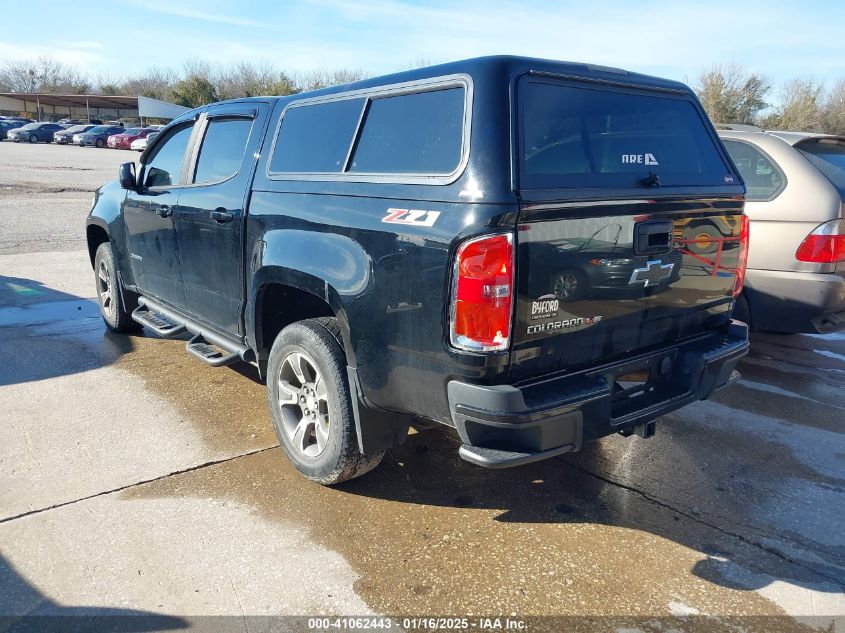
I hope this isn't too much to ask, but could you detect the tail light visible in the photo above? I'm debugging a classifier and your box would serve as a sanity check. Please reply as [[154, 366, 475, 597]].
[[795, 220, 845, 263], [449, 233, 514, 352], [734, 215, 750, 297]]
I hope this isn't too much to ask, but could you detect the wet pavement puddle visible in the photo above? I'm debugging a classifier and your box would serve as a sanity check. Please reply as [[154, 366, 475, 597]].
[[2, 275, 844, 623]]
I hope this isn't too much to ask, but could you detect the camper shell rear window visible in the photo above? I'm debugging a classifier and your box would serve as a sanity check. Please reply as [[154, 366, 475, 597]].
[[518, 78, 735, 190]]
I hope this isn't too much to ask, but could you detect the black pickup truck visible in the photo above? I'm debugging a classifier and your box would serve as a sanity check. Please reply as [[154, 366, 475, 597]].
[[86, 56, 750, 484]]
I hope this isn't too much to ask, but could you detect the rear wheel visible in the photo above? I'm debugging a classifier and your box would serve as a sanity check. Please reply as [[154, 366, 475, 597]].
[[95, 138, 104, 148], [28, 134, 38, 144], [267, 318, 384, 485], [94, 242, 140, 333]]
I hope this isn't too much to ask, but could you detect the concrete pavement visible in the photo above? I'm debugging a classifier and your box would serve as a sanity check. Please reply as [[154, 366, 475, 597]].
[[0, 140, 843, 631]]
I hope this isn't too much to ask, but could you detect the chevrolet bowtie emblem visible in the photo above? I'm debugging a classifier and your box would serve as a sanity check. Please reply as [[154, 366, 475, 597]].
[[629, 260, 674, 287]]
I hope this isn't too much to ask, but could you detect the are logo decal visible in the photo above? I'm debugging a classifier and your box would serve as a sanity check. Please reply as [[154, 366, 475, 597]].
[[622, 153, 659, 165], [382, 208, 441, 227]]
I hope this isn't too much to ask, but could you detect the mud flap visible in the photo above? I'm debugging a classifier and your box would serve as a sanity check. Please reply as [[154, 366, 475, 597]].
[[346, 367, 411, 455]]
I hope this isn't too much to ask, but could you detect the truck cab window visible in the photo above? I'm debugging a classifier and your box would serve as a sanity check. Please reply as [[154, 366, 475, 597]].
[[193, 118, 253, 184], [144, 124, 193, 188]]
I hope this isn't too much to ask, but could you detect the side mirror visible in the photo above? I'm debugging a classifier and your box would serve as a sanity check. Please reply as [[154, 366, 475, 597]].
[[118, 162, 137, 190]]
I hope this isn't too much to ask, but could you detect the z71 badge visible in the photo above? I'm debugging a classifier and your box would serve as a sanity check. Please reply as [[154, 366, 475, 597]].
[[382, 208, 441, 227]]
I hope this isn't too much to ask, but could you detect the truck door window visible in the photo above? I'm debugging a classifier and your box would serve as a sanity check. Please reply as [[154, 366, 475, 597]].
[[144, 124, 194, 188], [193, 117, 253, 184]]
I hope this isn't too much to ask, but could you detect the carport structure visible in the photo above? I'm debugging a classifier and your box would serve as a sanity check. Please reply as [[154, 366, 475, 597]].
[[0, 93, 188, 123]]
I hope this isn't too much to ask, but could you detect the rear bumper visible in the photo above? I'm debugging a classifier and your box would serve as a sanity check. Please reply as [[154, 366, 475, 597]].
[[744, 269, 845, 333], [448, 321, 749, 468]]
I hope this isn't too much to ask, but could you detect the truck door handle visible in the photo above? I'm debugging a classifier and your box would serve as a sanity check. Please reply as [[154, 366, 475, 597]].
[[156, 204, 172, 218], [210, 209, 234, 223]]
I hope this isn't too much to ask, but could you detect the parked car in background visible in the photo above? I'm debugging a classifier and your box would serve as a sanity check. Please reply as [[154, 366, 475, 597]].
[[718, 128, 845, 333], [107, 127, 155, 150], [58, 118, 85, 125], [75, 125, 126, 148], [6, 122, 65, 143], [0, 120, 22, 140], [130, 131, 157, 151], [0, 116, 34, 124], [54, 124, 95, 144]]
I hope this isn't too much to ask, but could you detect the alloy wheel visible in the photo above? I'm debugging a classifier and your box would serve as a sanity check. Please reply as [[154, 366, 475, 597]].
[[276, 351, 330, 458], [97, 259, 114, 319]]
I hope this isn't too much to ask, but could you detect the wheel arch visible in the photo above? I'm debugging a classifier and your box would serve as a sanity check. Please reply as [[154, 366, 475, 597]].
[[86, 221, 110, 268], [248, 266, 353, 374]]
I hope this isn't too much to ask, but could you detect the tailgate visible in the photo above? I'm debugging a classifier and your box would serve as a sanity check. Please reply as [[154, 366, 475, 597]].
[[512, 198, 744, 380], [510, 74, 744, 382]]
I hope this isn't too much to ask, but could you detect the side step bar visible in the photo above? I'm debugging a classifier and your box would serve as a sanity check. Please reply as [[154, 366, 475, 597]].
[[131, 304, 186, 337], [458, 443, 575, 469], [132, 297, 253, 367], [186, 332, 242, 367]]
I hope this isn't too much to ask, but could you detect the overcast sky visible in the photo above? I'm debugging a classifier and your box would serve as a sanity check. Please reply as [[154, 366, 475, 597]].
[[1, 0, 842, 89]]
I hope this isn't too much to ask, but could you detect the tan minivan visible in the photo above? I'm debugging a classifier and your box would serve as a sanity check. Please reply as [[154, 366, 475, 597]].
[[718, 127, 845, 333]]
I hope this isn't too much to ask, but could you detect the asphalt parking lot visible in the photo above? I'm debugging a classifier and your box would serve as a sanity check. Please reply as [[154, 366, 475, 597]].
[[0, 140, 844, 631]]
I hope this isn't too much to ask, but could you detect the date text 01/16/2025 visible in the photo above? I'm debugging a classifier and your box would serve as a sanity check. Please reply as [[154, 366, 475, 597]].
[[306, 616, 527, 630]]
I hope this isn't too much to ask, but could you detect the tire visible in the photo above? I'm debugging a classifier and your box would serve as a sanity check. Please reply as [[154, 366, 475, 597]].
[[29, 134, 38, 144], [94, 242, 141, 333], [267, 317, 384, 485], [95, 138, 104, 148], [554, 269, 588, 302], [683, 223, 722, 255]]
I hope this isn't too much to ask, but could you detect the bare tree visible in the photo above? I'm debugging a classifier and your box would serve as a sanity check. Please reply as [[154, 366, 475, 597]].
[[398, 57, 441, 71], [295, 68, 368, 92], [0, 57, 91, 93], [216, 61, 296, 99], [118, 66, 180, 100], [822, 79, 845, 135], [760, 78, 825, 131], [694, 64, 771, 124]]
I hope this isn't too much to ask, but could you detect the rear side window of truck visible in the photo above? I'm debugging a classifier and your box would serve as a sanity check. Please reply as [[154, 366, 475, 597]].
[[193, 117, 254, 184], [518, 79, 733, 189], [348, 87, 464, 174], [270, 98, 364, 173], [268, 83, 467, 178]]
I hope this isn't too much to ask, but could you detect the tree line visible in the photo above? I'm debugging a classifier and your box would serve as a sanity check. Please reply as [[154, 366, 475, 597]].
[[695, 63, 845, 134], [0, 57, 367, 108], [2, 56, 844, 134]]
